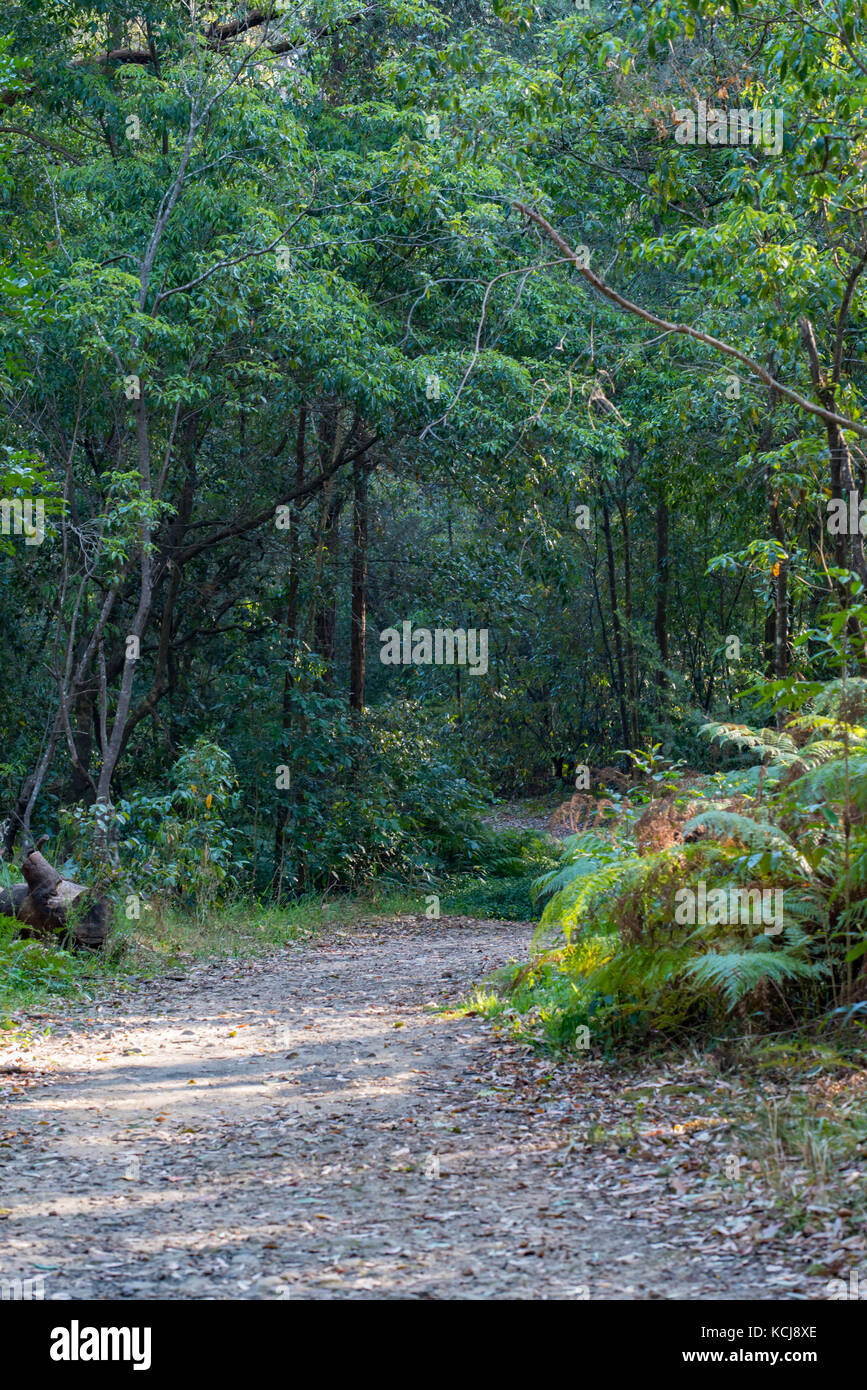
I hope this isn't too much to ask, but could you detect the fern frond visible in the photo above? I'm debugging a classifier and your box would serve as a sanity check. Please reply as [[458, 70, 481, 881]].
[[806, 678, 867, 724], [775, 890, 830, 932], [787, 714, 867, 747], [842, 842, 867, 896], [532, 831, 625, 901], [700, 722, 798, 764], [798, 739, 861, 769], [684, 947, 818, 1010], [793, 754, 867, 813], [584, 941, 693, 999], [683, 809, 800, 852], [533, 835, 641, 949], [835, 898, 867, 935], [684, 812, 818, 886]]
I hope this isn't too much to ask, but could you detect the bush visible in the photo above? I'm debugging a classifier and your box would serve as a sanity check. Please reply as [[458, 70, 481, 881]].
[[488, 679, 867, 1050]]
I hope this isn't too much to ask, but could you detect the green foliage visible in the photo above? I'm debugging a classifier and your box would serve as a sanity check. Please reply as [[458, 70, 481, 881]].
[[681, 809, 811, 869], [0, 913, 86, 1008], [121, 739, 246, 910], [440, 831, 559, 919], [59, 739, 246, 911], [700, 722, 799, 767], [684, 942, 820, 1011], [498, 665, 867, 1047], [533, 831, 642, 945], [8, 0, 867, 1061]]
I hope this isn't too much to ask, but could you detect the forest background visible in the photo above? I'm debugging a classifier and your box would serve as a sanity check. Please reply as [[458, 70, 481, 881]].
[[3, 1, 867, 1067]]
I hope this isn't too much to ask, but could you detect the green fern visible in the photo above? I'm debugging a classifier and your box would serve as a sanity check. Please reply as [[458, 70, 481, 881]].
[[786, 714, 867, 746], [583, 940, 694, 1002], [807, 677, 867, 723], [682, 810, 811, 872], [792, 754, 867, 813], [532, 832, 641, 947], [836, 898, 867, 934], [684, 946, 819, 1010], [533, 831, 626, 899], [840, 842, 867, 897], [700, 721, 799, 765]]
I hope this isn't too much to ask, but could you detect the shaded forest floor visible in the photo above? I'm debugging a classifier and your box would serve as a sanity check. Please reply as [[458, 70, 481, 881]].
[[1, 910, 860, 1299], [482, 792, 573, 840]]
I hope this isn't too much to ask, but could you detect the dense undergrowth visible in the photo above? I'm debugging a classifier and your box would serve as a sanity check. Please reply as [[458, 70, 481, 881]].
[[475, 678, 867, 1061]]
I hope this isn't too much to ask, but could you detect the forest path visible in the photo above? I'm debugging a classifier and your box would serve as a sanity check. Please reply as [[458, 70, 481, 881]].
[[1, 916, 818, 1299]]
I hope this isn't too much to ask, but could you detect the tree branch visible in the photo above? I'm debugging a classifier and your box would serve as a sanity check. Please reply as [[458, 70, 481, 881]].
[[833, 247, 867, 384], [175, 440, 376, 565], [514, 201, 867, 441]]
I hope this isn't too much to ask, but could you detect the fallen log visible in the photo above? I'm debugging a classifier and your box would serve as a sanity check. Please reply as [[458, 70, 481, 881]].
[[0, 849, 109, 949]]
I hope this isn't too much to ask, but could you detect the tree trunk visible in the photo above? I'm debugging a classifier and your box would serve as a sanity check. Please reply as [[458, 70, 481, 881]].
[[766, 479, 788, 681], [312, 482, 342, 681], [800, 317, 867, 586], [6, 848, 109, 948], [763, 607, 776, 676], [70, 686, 96, 802], [654, 493, 670, 687], [447, 513, 463, 721], [600, 498, 630, 751], [349, 455, 368, 712], [615, 487, 639, 745], [273, 407, 307, 899], [94, 390, 155, 845]]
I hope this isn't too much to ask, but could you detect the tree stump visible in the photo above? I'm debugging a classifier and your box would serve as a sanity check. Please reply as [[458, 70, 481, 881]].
[[0, 849, 109, 949]]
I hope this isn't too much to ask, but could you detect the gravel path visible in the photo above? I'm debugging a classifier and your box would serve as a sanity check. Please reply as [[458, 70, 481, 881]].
[[0, 915, 818, 1299]]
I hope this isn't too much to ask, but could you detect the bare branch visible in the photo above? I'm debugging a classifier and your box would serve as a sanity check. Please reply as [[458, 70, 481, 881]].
[[514, 201, 867, 441]]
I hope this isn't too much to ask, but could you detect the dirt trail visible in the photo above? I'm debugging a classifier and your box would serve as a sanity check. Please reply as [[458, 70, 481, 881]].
[[0, 917, 822, 1299]]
